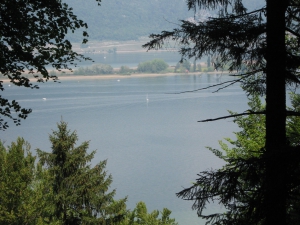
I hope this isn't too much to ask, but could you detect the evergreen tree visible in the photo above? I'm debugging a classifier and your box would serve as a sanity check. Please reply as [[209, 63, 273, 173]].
[[0, 138, 45, 224], [174, 60, 191, 73], [207, 56, 211, 68], [144, 0, 300, 224], [209, 95, 265, 160], [137, 59, 168, 73], [177, 95, 300, 224], [37, 121, 127, 225], [120, 202, 178, 225]]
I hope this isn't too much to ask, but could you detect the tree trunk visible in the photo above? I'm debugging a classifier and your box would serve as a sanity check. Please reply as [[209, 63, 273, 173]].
[[265, 0, 287, 224]]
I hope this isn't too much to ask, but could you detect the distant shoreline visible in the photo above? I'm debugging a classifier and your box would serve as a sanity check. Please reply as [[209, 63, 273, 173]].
[[57, 72, 225, 81], [1, 71, 227, 83]]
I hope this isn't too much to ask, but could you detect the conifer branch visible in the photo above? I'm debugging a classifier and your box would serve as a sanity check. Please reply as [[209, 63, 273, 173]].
[[198, 110, 265, 122], [168, 76, 245, 94], [287, 110, 300, 116], [198, 110, 300, 123], [286, 27, 300, 38], [212, 8, 266, 21], [228, 69, 264, 77], [168, 69, 262, 95]]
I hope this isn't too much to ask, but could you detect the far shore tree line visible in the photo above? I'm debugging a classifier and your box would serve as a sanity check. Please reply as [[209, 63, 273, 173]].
[[50, 59, 217, 76], [0, 59, 222, 80]]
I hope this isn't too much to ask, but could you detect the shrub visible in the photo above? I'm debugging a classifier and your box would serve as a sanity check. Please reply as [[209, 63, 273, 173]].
[[203, 67, 215, 72], [119, 65, 131, 74], [197, 63, 202, 72], [73, 64, 113, 75], [137, 59, 168, 73], [174, 60, 191, 72]]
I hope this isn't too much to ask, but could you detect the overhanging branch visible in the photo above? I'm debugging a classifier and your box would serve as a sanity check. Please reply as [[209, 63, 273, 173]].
[[166, 70, 262, 94], [286, 27, 300, 38], [198, 110, 300, 123], [212, 8, 266, 21], [287, 110, 300, 116], [198, 110, 265, 122]]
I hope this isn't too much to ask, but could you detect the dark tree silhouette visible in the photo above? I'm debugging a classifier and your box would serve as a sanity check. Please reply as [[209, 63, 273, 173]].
[[0, 0, 101, 130], [144, 0, 300, 224]]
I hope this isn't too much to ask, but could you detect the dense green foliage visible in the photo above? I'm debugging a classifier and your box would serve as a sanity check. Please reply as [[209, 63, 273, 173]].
[[177, 99, 299, 222], [0, 122, 178, 225], [37, 121, 127, 224], [0, 138, 38, 224], [0, 138, 52, 225], [73, 64, 114, 75], [214, 95, 265, 159], [198, 64, 202, 71], [183, 94, 300, 225], [120, 202, 178, 225], [174, 60, 191, 73], [137, 59, 168, 73], [218, 94, 300, 160], [119, 66, 132, 75]]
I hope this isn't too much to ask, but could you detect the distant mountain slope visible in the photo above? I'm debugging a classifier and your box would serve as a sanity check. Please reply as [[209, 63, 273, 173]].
[[64, 0, 265, 42], [64, 0, 192, 41]]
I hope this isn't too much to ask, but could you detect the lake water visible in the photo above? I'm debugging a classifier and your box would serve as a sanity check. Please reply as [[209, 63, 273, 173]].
[[1, 73, 248, 224]]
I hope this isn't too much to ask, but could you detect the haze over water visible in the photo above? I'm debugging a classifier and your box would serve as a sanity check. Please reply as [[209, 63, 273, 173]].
[[2, 73, 247, 224]]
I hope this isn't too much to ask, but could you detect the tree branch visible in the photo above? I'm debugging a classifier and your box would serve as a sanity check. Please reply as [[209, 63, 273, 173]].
[[212, 8, 266, 21], [167, 69, 263, 95], [198, 110, 300, 123], [286, 27, 300, 38], [166, 76, 244, 94], [287, 110, 300, 116], [198, 111, 265, 122]]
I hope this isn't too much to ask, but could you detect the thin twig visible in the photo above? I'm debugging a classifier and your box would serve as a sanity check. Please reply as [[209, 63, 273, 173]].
[[166, 70, 258, 94], [166, 78, 242, 94], [163, 16, 181, 27], [212, 78, 242, 93], [212, 8, 266, 21], [228, 69, 263, 77], [199, 110, 300, 123], [198, 111, 265, 122]]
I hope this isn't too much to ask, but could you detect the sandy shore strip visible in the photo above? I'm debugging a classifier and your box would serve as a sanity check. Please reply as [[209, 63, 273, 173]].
[[1, 71, 227, 83], [50, 71, 226, 81], [57, 72, 202, 81]]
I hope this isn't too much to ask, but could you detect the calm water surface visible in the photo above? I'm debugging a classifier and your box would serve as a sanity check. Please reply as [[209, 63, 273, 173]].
[[2, 73, 247, 225]]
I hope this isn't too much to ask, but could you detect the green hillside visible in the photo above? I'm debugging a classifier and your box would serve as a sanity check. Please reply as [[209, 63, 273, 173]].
[[64, 0, 265, 42], [64, 0, 193, 41]]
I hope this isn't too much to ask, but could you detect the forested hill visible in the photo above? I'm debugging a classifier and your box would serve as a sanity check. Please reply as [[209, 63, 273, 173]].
[[64, 0, 192, 42], [64, 0, 264, 42]]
